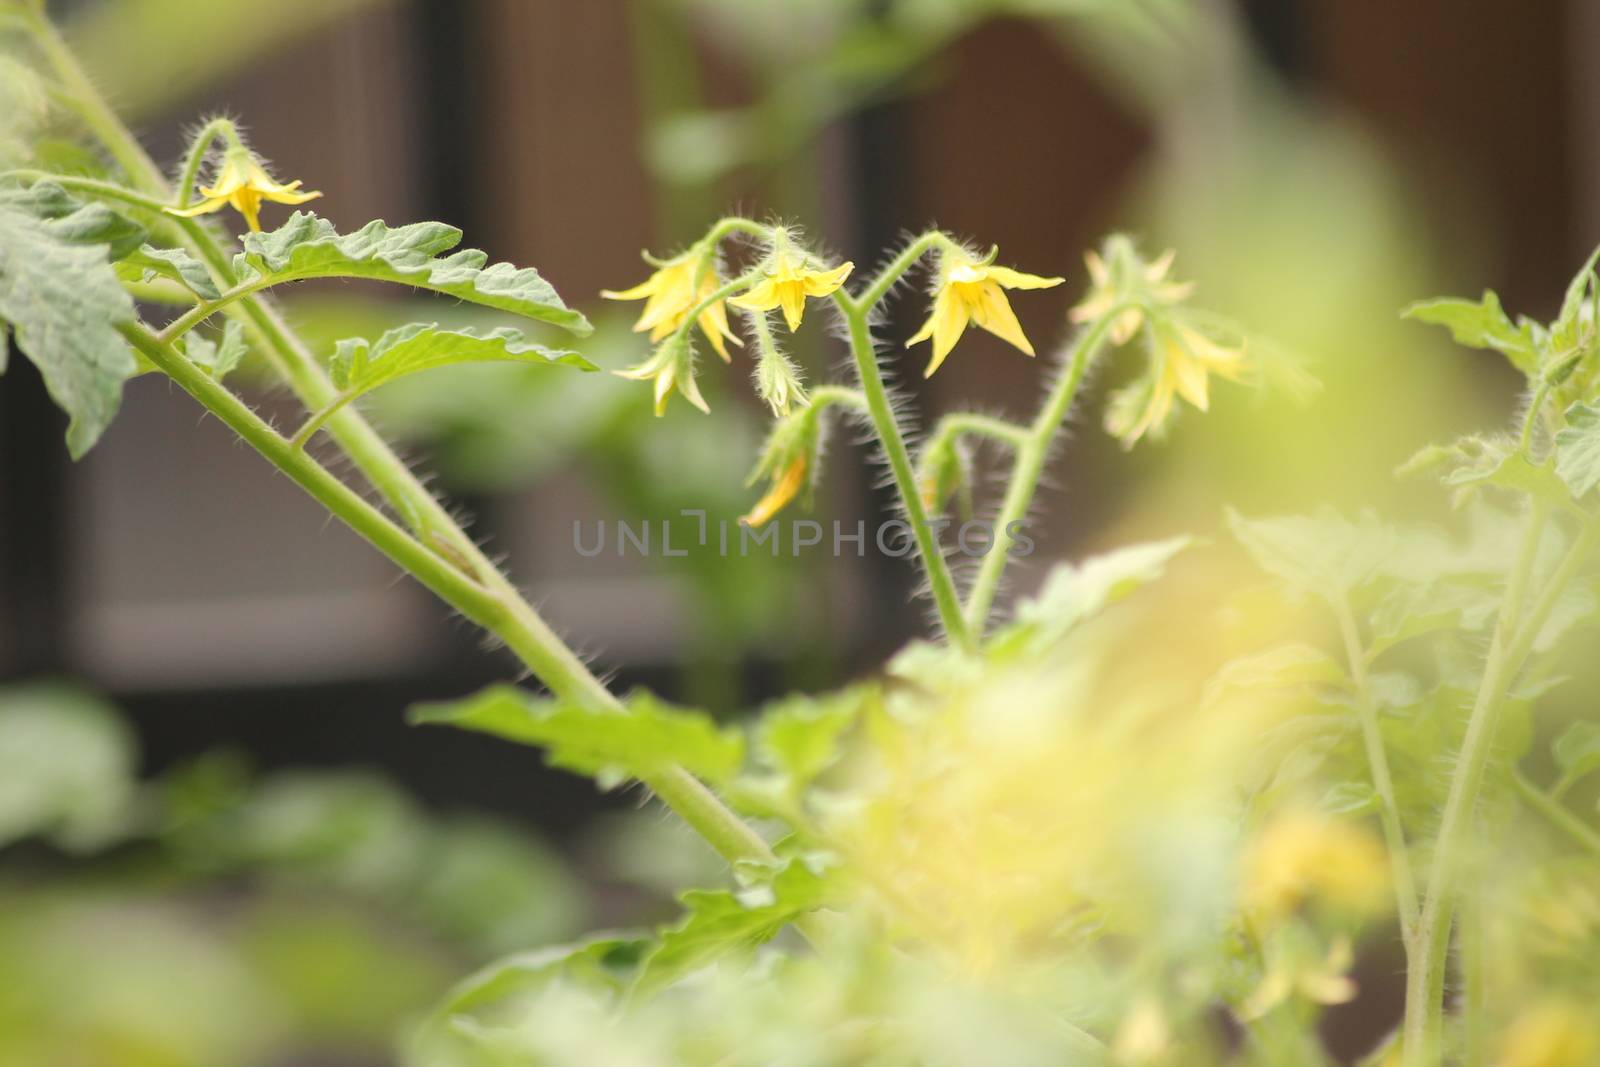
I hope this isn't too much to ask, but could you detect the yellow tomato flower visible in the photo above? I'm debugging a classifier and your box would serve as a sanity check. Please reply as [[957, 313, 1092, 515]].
[[1496, 1001, 1600, 1067], [166, 145, 321, 233], [602, 247, 741, 361], [906, 248, 1063, 378], [1109, 321, 1247, 446], [741, 456, 807, 527], [614, 336, 707, 417], [1071, 245, 1193, 344], [729, 249, 853, 333], [1240, 935, 1359, 1020], [1242, 809, 1389, 928]]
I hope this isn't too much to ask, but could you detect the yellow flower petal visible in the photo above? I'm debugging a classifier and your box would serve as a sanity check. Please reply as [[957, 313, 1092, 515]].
[[741, 457, 807, 527], [967, 280, 1035, 356], [801, 260, 854, 296], [983, 264, 1063, 291], [773, 281, 804, 331]]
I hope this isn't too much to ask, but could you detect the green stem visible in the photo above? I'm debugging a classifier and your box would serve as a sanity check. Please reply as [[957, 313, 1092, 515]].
[[174, 117, 239, 210], [962, 308, 1129, 634], [1402, 503, 1593, 1067], [1332, 594, 1421, 944], [2, 169, 171, 214], [849, 231, 951, 313], [924, 412, 1030, 454], [124, 322, 771, 867], [32, 14, 772, 870], [1511, 768, 1600, 858], [290, 389, 358, 450], [835, 297, 974, 651]]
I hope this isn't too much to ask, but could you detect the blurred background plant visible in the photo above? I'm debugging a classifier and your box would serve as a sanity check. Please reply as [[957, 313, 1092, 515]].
[[3, 0, 1600, 1064]]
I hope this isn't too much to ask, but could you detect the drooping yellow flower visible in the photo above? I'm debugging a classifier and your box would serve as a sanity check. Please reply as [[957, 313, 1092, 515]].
[[1496, 1001, 1600, 1067], [905, 249, 1063, 377], [614, 335, 707, 417], [602, 247, 741, 361], [1240, 935, 1359, 1020], [165, 145, 321, 233], [1071, 245, 1193, 344], [1242, 809, 1389, 929], [741, 456, 807, 527], [729, 248, 853, 332], [1108, 321, 1247, 446]]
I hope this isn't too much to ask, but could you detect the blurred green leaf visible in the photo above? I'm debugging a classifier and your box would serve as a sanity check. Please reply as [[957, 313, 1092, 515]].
[[1402, 291, 1536, 375], [411, 686, 745, 790], [639, 858, 829, 993], [0, 683, 138, 851], [990, 536, 1191, 655], [1555, 402, 1600, 500], [1553, 721, 1600, 797]]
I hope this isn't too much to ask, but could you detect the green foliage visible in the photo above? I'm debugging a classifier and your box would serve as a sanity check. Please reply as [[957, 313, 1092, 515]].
[[1554, 402, 1600, 500], [1402, 291, 1537, 375], [329, 323, 593, 404], [411, 686, 745, 790], [1552, 721, 1600, 797], [236, 213, 593, 335], [638, 858, 830, 993], [0, 182, 137, 456], [181, 318, 247, 381], [989, 535, 1191, 655], [0, 683, 137, 850], [117, 243, 220, 300]]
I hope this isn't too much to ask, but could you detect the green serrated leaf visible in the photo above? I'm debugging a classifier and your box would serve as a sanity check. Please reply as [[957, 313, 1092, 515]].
[[330, 322, 593, 402], [1402, 434, 1570, 509], [1368, 581, 1498, 658], [1555, 402, 1600, 499], [9, 181, 147, 259], [1227, 507, 1395, 599], [180, 319, 247, 382], [990, 536, 1191, 654], [1203, 643, 1345, 709], [0, 184, 137, 457], [410, 685, 744, 789], [118, 243, 220, 300], [1403, 291, 1537, 375], [236, 212, 592, 335], [637, 858, 829, 994], [1553, 721, 1600, 796], [754, 685, 871, 794], [1321, 780, 1378, 816]]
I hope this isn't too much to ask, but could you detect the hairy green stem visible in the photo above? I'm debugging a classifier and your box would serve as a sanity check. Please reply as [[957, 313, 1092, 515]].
[[1402, 504, 1598, 1067], [835, 297, 974, 650], [173, 116, 240, 209], [33, 14, 772, 869], [1333, 594, 1421, 944], [962, 308, 1129, 633], [1511, 769, 1600, 858], [923, 412, 1030, 454]]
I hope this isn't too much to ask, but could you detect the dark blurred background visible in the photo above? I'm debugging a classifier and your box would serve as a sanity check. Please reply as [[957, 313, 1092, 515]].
[[0, 1, 1595, 1062]]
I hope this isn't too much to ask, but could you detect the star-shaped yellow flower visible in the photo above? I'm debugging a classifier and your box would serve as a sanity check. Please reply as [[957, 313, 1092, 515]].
[[1109, 321, 1248, 446], [729, 249, 853, 332], [1071, 245, 1193, 344], [602, 247, 741, 361], [165, 146, 321, 233], [906, 249, 1063, 377]]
